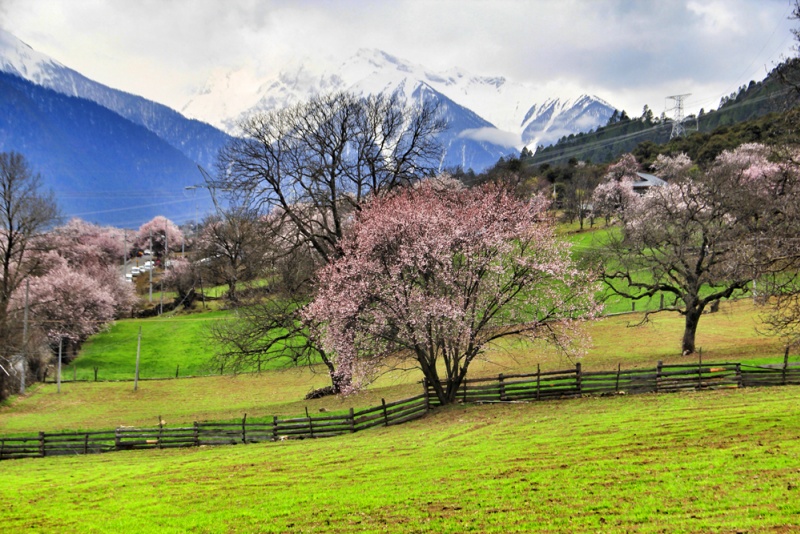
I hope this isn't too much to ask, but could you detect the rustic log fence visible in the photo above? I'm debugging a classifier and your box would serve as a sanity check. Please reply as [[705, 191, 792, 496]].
[[425, 360, 800, 406], [3, 360, 799, 461], [0, 394, 431, 460]]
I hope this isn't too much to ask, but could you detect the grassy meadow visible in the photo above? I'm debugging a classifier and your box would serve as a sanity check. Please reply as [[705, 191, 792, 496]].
[[0, 225, 798, 532], [1, 386, 799, 532]]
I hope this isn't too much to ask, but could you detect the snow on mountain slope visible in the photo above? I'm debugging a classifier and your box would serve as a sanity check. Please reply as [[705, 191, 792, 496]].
[[0, 28, 229, 170], [182, 48, 616, 157]]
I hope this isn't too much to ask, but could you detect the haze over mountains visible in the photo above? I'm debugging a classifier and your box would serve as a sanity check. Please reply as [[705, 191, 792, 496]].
[[0, 28, 616, 227]]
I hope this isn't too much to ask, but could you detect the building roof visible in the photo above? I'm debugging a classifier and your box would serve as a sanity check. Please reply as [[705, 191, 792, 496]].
[[633, 172, 667, 191]]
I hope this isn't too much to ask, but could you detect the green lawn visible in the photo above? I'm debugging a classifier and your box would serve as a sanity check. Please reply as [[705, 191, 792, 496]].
[[2, 299, 791, 436], [0, 385, 798, 533], [72, 311, 232, 380]]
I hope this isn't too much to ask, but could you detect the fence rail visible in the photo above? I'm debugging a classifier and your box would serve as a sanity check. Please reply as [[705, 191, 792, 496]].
[[3, 359, 799, 461]]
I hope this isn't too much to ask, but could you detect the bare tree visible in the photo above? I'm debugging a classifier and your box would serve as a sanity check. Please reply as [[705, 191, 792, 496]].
[[0, 152, 59, 399], [217, 91, 445, 263], [209, 92, 446, 393], [562, 162, 600, 229], [195, 204, 271, 304]]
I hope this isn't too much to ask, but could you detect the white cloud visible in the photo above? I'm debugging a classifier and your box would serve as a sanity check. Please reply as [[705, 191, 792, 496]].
[[1, 0, 796, 117], [457, 127, 521, 148]]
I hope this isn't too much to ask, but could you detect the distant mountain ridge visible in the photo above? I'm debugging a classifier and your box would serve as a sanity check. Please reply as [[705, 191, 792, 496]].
[[0, 28, 230, 171], [182, 48, 617, 157], [0, 70, 201, 227], [0, 29, 618, 226]]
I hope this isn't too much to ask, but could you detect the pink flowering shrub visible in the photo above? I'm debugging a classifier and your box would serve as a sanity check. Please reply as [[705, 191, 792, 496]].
[[304, 180, 599, 404]]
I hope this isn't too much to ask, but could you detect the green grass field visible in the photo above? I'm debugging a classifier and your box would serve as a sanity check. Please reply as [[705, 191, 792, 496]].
[[0, 386, 798, 533], [0, 225, 797, 532], [72, 311, 230, 380], [0, 299, 790, 435]]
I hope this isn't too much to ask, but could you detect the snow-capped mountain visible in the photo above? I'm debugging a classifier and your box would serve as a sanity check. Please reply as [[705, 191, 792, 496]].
[[0, 28, 229, 171], [182, 48, 616, 155], [0, 28, 617, 226]]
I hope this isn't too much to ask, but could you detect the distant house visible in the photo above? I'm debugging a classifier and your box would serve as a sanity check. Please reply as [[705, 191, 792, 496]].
[[633, 172, 667, 194]]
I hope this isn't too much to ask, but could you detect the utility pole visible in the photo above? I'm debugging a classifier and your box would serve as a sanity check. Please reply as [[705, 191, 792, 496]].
[[134, 326, 141, 391], [57, 338, 62, 393], [20, 280, 29, 394], [149, 230, 153, 303]]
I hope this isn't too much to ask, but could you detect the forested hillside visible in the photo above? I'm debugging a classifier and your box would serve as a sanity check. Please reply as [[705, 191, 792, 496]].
[[530, 59, 800, 167]]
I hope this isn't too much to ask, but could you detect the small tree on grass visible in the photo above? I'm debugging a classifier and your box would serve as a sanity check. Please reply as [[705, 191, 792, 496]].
[[303, 180, 599, 404]]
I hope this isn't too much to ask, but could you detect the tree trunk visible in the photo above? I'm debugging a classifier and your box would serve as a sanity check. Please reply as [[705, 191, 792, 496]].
[[681, 305, 703, 355]]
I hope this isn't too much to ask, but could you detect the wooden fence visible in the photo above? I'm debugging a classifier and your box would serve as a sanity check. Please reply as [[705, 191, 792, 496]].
[[3, 360, 799, 461], [0, 394, 430, 460], [425, 361, 800, 406]]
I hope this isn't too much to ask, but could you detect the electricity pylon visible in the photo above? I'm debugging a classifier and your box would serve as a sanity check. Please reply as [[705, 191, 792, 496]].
[[666, 93, 691, 139]]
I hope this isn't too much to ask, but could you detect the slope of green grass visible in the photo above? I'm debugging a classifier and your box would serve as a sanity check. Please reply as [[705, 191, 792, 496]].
[[0, 386, 798, 533], [2, 299, 790, 436], [72, 312, 231, 380]]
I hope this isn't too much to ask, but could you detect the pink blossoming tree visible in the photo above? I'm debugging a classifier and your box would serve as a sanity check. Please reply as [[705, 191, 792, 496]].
[[135, 216, 183, 257], [304, 181, 599, 404], [591, 153, 640, 224], [599, 144, 796, 355]]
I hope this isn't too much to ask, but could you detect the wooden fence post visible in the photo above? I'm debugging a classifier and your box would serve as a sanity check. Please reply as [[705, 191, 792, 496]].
[[422, 378, 430, 410], [735, 363, 743, 388], [84, 433, 89, 455], [660, 294, 664, 310], [783, 346, 789, 386], [193, 422, 200, 447], [242, 413, 247, 444], [462, 380, 468, 403], [576, 363, 582, 396], [175, 365, 179, 379], [39, 431, 45, 457], [349, 408, 355, 433], [632, 301, 636, 312], [615, 363, 621, 393], [305, 407, 314, 438], [697, 349, 703, 389], [272, 416, 278, 441], [114, 428, 121, 451], [381, 398, 389, 426], [536, 364, 541, 401], [93, 367, 98, 381], [499, 373, 506, 401], [158, 415, 163, 449], [656, 360, 663, 393]]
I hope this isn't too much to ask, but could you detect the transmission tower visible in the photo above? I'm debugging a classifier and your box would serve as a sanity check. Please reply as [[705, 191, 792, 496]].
[[666, 93, 691, 139]]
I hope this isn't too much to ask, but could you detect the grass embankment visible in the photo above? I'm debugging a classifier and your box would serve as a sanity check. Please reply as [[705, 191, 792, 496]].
[[1, 386, 798, 533], [72, 312, 229, 380], [0, 299, 789, 434]]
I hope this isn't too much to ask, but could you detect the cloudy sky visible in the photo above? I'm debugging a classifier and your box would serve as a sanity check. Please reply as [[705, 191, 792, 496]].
[[1, 0, 797, 118]]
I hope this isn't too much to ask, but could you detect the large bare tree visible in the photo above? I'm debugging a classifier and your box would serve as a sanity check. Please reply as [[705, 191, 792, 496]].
[[0, 152, 59, 398], [209, 91, 446, 393]]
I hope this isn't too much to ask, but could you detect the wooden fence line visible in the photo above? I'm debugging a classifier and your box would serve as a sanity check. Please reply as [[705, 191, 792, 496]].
[[3, 359, 799, 461], [425, 360, 800, 406], [0, 393, 432, 461]]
